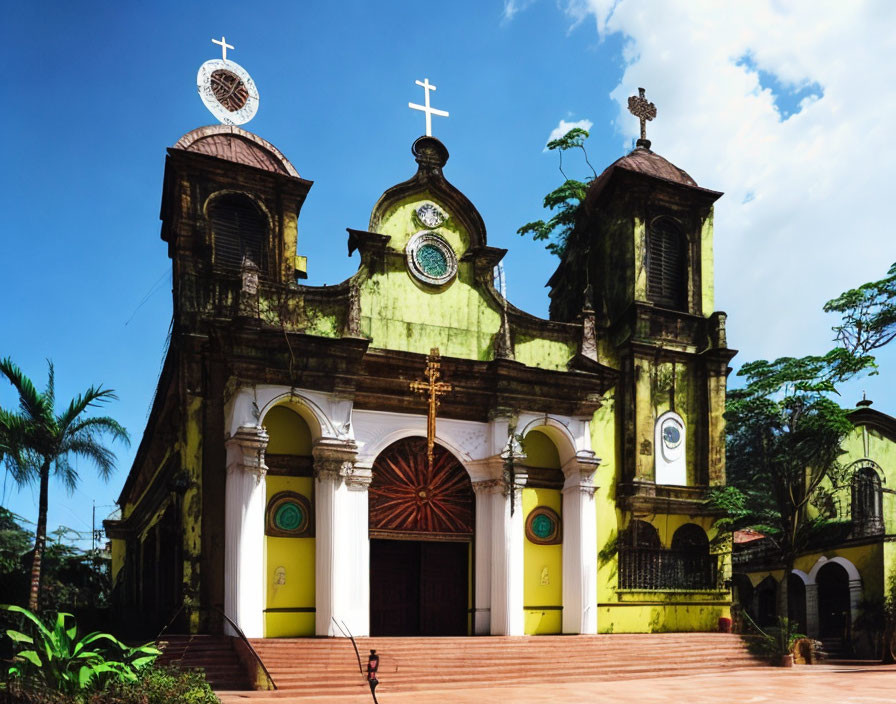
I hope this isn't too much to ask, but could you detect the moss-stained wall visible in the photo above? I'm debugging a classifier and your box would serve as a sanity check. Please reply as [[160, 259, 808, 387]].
[[699, 212, 714, 314], [360, 193, 504, 361]]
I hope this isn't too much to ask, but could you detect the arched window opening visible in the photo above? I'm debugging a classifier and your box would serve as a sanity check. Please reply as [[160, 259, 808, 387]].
[[852, 466, 883, 537], [670, 524, 715, 590], [208, 193, 268, 273], [619, 520, 661, 589], [619, 521, 717, 591], [646, 217, 687, 311]]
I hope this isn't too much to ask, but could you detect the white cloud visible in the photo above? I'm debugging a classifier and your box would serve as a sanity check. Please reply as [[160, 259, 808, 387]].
[[502, 0, 538, 23], [558, 1, 896, 380], [546, 118, 594, 148]]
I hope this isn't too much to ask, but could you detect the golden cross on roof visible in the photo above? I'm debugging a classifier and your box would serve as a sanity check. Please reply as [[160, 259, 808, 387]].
[[212, 36, 234, 62], [410, 348, 453, 471], [627, 87, 657, 148]]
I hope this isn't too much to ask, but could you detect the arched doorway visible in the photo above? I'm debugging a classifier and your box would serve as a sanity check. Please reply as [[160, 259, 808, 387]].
[[788, 573, 807, 634], [817, 562, 851, 648], [368, 438, 473, 636], [755, 576, 778, 628]]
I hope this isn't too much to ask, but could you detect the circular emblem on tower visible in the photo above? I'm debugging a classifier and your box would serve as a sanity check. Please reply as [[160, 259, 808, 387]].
[[414, 202, 447, 229], [197, 36, 259, 126], [406, 231, 457, 286]]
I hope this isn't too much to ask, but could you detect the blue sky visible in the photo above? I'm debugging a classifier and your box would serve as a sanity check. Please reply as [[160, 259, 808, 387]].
[[2, 1, 894, 543]]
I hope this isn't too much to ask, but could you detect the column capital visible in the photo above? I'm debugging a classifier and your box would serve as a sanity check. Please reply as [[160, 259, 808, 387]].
[[472, 478, 503, 494], [225, 425, 269, 478], [313, 438, 367, 488]]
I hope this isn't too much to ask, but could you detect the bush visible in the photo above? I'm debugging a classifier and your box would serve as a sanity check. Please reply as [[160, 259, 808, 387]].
[[87, 667, 219, 704], [2, 606, 159, 695]]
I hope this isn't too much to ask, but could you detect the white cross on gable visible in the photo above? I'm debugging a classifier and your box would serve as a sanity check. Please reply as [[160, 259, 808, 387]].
[[212, 36, 234, 62], [408, 78, 449, 137]]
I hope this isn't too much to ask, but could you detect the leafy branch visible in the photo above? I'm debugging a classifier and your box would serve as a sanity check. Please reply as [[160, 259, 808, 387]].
[[518, 127, 596, 257]]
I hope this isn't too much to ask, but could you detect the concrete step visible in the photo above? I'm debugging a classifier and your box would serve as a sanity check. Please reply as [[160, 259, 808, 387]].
[[243, 633, 768, 696]]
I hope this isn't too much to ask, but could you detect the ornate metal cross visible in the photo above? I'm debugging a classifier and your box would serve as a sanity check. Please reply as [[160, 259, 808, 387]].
[[408, 78, 450, 137], [410, 348, 453, 471], [627, 87, 657, 147], [212, 36, 235, 62]]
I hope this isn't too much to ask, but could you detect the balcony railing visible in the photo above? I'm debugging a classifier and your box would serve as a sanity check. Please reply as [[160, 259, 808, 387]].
[[619, 547, 718, 590]]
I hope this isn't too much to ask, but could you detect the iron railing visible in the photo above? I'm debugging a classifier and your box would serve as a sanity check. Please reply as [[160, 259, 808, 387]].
[[619, 547, 718, 590]]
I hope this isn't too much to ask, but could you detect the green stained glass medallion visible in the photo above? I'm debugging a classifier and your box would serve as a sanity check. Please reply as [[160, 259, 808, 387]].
[[266, 491, 312, 537], [531, 513, 554, 539], [406, 231, 457, 285], [416, 243, 448, 277], [525, 506, 562, 544], [274, 502, 304, 531]]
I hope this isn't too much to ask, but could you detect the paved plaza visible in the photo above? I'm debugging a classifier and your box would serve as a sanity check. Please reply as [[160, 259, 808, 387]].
[[218, 664, 896, 704]]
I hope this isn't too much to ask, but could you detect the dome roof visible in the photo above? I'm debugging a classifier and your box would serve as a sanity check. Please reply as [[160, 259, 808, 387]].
[[587, 146, 715, 205], [173, 125, 300, 178], [612, 147, 697, 186]]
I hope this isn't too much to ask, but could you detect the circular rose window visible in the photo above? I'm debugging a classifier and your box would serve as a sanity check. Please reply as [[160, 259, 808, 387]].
[[525, 506, 562, 545], [406, 232, 457, 286], [266, 491, 312, 537]]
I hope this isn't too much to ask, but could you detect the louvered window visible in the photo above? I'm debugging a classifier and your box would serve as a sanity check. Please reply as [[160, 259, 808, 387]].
[[208, 193, 267, 272], [647, 218, 687, 310]]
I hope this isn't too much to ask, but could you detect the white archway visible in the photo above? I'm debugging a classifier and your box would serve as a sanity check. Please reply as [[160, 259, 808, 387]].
[[807, 555, 862, 584], [258, 391, 337, 442]]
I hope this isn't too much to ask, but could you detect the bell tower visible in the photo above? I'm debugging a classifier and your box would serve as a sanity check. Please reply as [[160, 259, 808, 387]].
[[548, 90, 736, 514]]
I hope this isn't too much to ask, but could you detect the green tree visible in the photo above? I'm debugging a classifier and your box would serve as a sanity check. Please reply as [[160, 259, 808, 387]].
[[716, 360, 854, 624], [825, 262, 896, 362], [517, 127, 595, 257], [0, 358, 128, 611]]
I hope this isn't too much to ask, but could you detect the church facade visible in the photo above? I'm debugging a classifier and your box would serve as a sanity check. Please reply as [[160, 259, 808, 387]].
[[106, 121, 736, 639]]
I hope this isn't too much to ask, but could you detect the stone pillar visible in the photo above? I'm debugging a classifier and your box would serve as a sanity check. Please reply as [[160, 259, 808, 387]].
[[472, 479, 495, 635], [224, 425, 269, 638], [562, 455, 599, 634], [489, 470, 526, 636], [805, 583, 820, 638], [848, 579, 863, 628], [313, 439, 370, 637]]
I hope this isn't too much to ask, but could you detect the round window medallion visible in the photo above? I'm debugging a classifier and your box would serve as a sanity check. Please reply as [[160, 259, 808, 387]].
[[197, 58, 260, 126], [266, 491, 312, 537], [415, 202, 447, 229], [526, 506, 562, 545], [274, 502, 304, 531], [406, 232, 457, 286]]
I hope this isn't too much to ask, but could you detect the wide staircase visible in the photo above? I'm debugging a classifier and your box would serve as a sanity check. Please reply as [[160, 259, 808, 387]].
[[241, 633, 766, 698], [157, 634, 253, 691]]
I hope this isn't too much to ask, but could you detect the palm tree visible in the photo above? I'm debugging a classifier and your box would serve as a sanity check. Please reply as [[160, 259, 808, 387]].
[[0, 358, 129, 611]]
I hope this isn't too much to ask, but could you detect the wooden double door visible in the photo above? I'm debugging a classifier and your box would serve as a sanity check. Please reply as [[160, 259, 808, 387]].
[[369, 538, 469, 636]]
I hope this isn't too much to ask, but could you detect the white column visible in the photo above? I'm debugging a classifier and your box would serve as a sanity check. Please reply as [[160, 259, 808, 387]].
[[472, 480, 494, 635], [224, 425, 269, 638], [562, 459, 599, 634], [805, 583, 819, 638], [313, 440, 370, 637], [489, 472, 526, 636]]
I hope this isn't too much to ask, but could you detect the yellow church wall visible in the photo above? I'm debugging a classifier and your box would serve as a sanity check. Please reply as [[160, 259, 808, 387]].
[[700, 211, 715, 314], [521, 430, 563, 634], [264, 475, 316, 637], [598, 602, 728, 633], [358, 192, 574, 369], [742, 544, 882, 597], [522, 488, 563, 634], [182, 395, 204, 617], [263, 406, 315, 637]]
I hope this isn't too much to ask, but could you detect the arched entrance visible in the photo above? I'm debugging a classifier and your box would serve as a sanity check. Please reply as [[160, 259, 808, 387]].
[[788, 573, 807, 634], [368, 438, 474, 636], [817, 562, 851, 647]]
